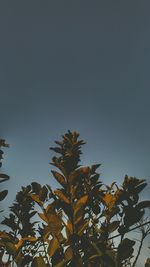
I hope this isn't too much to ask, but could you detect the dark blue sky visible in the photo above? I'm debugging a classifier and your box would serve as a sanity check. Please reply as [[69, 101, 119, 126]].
[[0, 0, 150, 239]]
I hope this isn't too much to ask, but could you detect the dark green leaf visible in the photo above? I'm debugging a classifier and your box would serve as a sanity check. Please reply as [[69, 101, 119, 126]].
[[0, 190, 8, 201], [134, 182, 147, 194], [108, 221, 120, 233], [0, 174, 9, 182], [31, 182, 41, 194], [137, 201, 150, 210], [39, 186, 48, 201], [118, 238, 135, 261]]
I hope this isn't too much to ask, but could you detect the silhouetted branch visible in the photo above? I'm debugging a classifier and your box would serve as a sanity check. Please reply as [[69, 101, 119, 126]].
[[108, 221, 150, 240]]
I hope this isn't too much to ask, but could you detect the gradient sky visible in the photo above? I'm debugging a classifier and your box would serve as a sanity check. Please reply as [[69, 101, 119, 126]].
[[0, 1, 150, 264]]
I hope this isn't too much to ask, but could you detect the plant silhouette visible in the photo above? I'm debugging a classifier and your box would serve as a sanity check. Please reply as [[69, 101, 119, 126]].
[[0, 131, 150, 267]]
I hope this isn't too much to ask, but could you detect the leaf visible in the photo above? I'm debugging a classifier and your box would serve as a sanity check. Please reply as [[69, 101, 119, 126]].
[[54, 189, 70, 204], [0, 190, 8, 201], [103, 193, 116, 209], [89, 254, 101, 261], [91, 164, 101, 174], [51, 159, 66, 176], [29, 211, 37, 218], [51, 171, 66, 187], [137, 201, 150, 210], [70, 167, 90, 182], [0, 139, 9, 147], [29, 194, 43, 206], [73, 196, 88, 224], [15, 251, 23, 266], [55, 260, 67, 267], [15, 239, 24, 250], [38, 213, 48, 223], [47, 214, 62, 235], [23, 236, 37, 242], [105, 249, 117, 266], [79, 166, 90, 174], [0, 231, 11, 240], [75, 195, 88, 208], [32, 256, 47, 267], [0, 174, 9, 182], [92, 203, 101, 215], [50, 147, 63, 154], [145, 258, 150, 267], [48, 238, 59, 257], [78, 219, 89, 235], [65, 246, 73, 261], [108, 221, 120, 233], [118, 238, 135, 261], [39, 186, 48, 201], [74, 204, 83, 216], [1, 214, 18, 231], [91, 242, 103, 256], [124, 207, 145, 227], [4, 242, 17, 255], [31, 182, 41, 194], [66, 220, 73, 237], [46, 202, 56, 213], [134, 182, 147, 194]]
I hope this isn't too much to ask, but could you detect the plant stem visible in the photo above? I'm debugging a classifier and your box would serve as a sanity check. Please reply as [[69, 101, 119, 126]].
[[132, 234, 144, 267]]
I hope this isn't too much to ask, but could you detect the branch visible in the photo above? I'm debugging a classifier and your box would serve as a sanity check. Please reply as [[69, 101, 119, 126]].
[[132, 234, 144, 267], [108, 220, 150, 241]]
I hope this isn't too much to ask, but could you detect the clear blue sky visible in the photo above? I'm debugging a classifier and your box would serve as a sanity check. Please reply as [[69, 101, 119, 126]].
[[0, 1, 150, 264]]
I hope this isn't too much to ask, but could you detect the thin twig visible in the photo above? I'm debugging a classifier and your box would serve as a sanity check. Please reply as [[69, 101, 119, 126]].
[[108, 220, 150, 240], [132, 234, 144, 267]]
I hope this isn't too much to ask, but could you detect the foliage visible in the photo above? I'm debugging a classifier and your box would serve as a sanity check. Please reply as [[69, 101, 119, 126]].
[[0, 131, 150, 267]]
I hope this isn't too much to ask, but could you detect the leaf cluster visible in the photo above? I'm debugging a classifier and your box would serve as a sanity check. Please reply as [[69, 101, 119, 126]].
[[0, 131, 150, 267]]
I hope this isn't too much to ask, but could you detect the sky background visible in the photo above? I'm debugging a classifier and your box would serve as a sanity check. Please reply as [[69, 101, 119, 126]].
[[0, 1, 150, 265]]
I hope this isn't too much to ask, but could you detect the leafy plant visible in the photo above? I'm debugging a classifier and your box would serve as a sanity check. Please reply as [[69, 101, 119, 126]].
[[0, 131, 150, 267]]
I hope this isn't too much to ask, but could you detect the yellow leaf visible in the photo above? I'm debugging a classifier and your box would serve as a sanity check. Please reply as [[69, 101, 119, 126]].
[[74, 206, 84, 223], [81, 167, 90, 174], [55, 260, 67, 267], [38, 213, 48, 223], [65, 246, 73, 261], [48, 238, 59, 257], [46, 202, 56, 213], [51, 171, 66, 187], [32, 256, 47, 267], [66, 220, 73, 237], [15, 239, 24, 250], [29, 194, 43, 206], [15, 237, 37, 250], [75, 215, 83, 225], [74, 195, 88, 209], [47, 214, 62, 235], [54, 189, 70, 204], [103, 193, 116, 209], [23, 236, 37, 242], [78, 219, 89, 235]]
